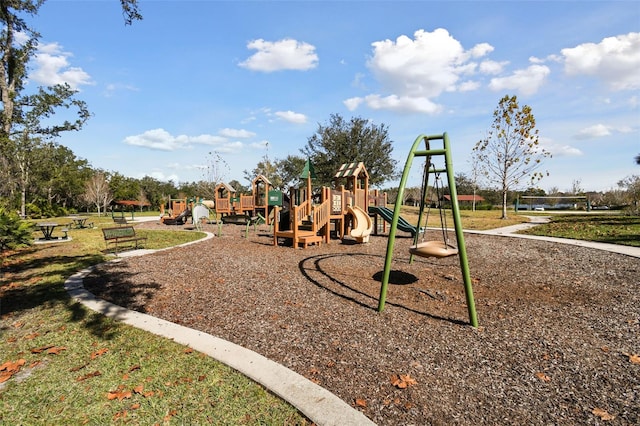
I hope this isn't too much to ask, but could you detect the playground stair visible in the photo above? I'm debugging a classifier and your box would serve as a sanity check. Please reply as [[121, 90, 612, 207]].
[[274, 229, 324, 248]]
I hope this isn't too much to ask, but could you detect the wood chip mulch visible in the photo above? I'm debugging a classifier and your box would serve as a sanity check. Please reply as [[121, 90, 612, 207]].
[[83, 221, 640, 425]]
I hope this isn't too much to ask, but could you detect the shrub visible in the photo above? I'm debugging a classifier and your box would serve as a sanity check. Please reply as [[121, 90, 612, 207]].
[[0, 208, 33, 252]]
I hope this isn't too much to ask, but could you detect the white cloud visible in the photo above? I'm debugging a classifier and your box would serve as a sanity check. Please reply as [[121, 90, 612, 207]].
[[575, 124, 611, 139], [366, 28, 494, 99], [545, 143, 583, 157], [239, 38, 318, 72], [123, 128, 230, 151], [348, 28, 499, 113], [30, 42, 93, 89], [344, 97, 364, 111], [573, 123, 635, 140], [458, 80, 481, 92], [274, 110, 308, 123], [219, 128, 256, 138], [561, 32, 640, 91], [103, 83, 139, 98], [479, 60, 508, 75], [350, 94, 443, 114], [250, 140, 270, 149], [488, 64, 550, 96], [140, 171, 180, 182]]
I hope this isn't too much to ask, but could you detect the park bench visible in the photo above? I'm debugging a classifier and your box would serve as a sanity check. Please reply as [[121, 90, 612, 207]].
[[102, 226, 147, 254], [113, 217, 129, 226]]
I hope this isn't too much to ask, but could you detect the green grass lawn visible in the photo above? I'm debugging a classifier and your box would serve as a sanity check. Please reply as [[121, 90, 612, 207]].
[[517, 213, 640, 247], [1, 216, 309, 425]]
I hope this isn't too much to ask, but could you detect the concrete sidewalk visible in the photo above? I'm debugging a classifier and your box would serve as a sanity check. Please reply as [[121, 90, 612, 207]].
[[469, 216, 640, 259]]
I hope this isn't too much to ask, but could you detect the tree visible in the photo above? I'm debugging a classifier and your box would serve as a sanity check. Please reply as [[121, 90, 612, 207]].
[[83, 172, 112, 216], [275, 155, 307, 190], [635, 153, 640, 165], [1, 3, 90, 216], [301, 113, 397, 187], [618, 174, 640, 213], [473, 95, 551, 219], [244, 154, 281, 189], [1, 1, 139, 215]]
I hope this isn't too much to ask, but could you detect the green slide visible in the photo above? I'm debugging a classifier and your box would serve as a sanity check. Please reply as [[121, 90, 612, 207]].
[[368, 206, 417, 236]]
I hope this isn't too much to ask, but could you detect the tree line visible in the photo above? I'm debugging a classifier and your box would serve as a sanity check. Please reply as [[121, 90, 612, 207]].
[[1, 1, 638, 223]]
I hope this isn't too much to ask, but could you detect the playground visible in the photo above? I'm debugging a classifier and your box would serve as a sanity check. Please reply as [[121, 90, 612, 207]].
[[83, 219, 640, 425]]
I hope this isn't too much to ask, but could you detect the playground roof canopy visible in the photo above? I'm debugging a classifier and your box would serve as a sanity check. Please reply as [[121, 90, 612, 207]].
[[334, 162, 368, 179], [214, 182, 236, 193], [299, 159, 317, 180], [252, 174, 272, 186]]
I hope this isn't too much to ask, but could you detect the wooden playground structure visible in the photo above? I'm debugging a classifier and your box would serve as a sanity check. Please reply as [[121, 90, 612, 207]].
[[272, 161, 387, 248], [213, 175, 281, 225]]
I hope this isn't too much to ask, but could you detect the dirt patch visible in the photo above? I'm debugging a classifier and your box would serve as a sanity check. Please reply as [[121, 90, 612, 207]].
[[83, 221, 640, 425]]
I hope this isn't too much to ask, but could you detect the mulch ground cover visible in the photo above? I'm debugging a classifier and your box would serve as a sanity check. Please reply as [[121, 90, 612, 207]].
[[83, 221, 640, 425]]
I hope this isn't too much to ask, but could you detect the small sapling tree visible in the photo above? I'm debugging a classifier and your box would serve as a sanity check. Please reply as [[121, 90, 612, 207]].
[[473, 95, 551, 219]]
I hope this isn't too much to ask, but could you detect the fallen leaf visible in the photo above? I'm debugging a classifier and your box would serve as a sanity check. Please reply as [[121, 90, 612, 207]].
[[31, 345, 54, 354], [628, 354, 640, 365], [0, 359, 26, 372], [131, 403, 140, 410], [391, 373, 417, 388], [76, 371, 101, 382], [46, 346, 67, 355], [69, 364, 88, 372], [133, 385, 144, 394], [184, 348, 193, 354], [399, 374, 417, 386], [91, 348, 109, 359], [107, 390, 133, 401], [355, 398, 367, 407], [164, 409, 178, 421], [25, 332, 40, 340], [535, 372, 551, 383], [128, 365, 141, 372], [592, 407, 615, 421]]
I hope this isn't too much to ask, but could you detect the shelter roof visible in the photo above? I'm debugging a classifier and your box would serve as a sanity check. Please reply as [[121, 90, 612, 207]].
[[444, 195, 485, 202], [114, 200, 151, 206]]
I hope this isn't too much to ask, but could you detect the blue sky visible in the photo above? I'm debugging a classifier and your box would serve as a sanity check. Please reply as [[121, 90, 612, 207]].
[[27, 0, 640, 192]]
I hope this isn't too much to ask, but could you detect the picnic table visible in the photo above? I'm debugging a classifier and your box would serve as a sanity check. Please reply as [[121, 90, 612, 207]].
[[37, 222, 60, 240], [70, 216, 90, 228]]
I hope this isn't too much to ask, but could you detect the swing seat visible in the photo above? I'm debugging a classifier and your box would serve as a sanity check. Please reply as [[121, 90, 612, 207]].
[[409, 240, 458, 258]]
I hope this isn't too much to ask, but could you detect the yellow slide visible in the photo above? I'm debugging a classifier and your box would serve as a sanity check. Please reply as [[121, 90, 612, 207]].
[[347, 205, 373, 243]]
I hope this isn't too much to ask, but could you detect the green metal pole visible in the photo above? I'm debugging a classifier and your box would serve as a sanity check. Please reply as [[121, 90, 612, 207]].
[[443, 133, 478, 327], [378, 135, 425, 311]]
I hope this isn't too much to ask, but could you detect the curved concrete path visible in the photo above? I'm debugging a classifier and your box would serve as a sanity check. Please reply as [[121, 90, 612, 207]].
[[64, 230, 374, 426], [470, 215, 640, 258], [65, 216, 638, 426]]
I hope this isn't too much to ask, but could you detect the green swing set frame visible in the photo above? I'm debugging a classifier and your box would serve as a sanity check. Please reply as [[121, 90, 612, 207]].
[[378, 132, 478, 327]]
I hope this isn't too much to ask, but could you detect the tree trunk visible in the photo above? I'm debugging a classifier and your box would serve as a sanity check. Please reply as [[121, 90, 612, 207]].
[[501, 190, 508, 219], [20, 187, 26, 218]]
